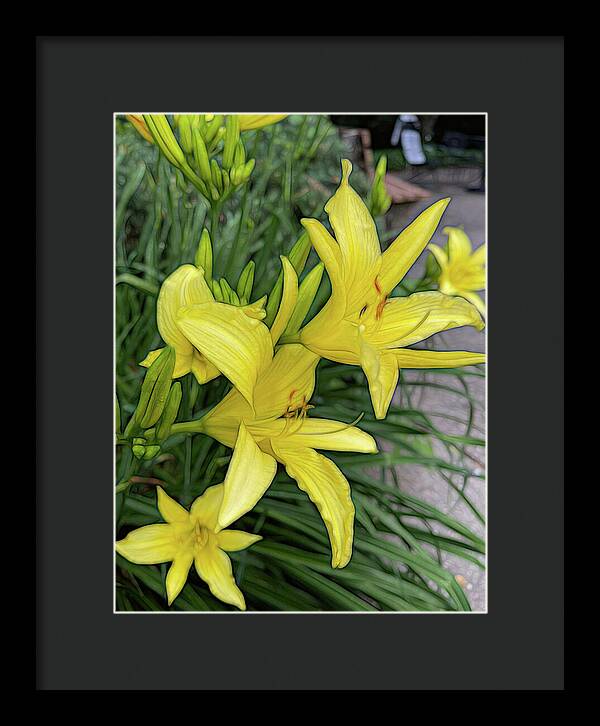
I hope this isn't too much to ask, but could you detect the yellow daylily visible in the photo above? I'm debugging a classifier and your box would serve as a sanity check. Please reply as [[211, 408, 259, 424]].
[[428, 226, 486, 316], [140, 264, 273, 409], [298, 159, 486, 420], [185, 343, 378, 569], [116, 485, 260, 609], [236, 114, 288, 131]]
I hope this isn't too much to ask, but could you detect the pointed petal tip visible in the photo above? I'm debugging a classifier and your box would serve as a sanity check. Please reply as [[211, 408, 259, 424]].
[[300, 217, 318, 231], [340, 158, 353, 182], [332, 553, 351, 569]]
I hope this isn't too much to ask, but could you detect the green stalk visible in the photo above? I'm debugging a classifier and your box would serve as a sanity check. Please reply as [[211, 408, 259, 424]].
[[224, 130, 261, 277], [181, 377, 195, 506]]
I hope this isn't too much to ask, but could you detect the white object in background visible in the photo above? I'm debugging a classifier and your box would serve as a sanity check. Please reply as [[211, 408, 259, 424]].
[[390, 115, 427, 165], [400, 128, 426, 165]]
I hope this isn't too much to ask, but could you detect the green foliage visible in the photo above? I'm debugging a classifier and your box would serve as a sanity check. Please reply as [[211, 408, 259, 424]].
[[115, 115, 485, 611]]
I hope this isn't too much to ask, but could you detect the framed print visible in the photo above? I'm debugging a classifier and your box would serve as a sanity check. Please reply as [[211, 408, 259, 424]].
[[37, 36, 564, 690]]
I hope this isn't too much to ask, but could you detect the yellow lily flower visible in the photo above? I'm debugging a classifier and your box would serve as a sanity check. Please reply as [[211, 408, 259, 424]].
[[236, 114, 288, 131], [428, 226, 486, 316], [140, 264, 273, 409], [116, 485, 260, 609], [190, 343, 378, 569], [298, 160, 486, 420]]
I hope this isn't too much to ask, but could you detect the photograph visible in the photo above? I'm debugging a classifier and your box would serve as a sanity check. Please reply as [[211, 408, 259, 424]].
[[114, 112, 487, 613]]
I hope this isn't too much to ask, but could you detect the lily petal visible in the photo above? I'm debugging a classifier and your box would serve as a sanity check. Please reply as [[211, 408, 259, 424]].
[[300, 311, 359, 365], [237, 114, 287, 131], [394, 348, 486, 369], [216, 530, 262, 552], [190, 351, 220, 385], [270, 256, 298, 345], [218, 422, 277, 530], [166, 551, 194, 605], [195, 543, 246, 610], [300, 218, 344, 298], [367, 291, 485, 349], [140, 346, 194, 379], [272, 441, 355, 568], [359, 339, 399, 420], [201, 389, 252, 448], [278, 417, 378, 453], [470, 243, 487, 267], [176, 301, 273, 409], [156, 265, 213, 355], [157, 487, 189, 524], [379, 198, 450, 293], [324, 159, 381, 308], [458, 291, 486, 317], [253, 344, 320, 420], [115, 524, 176, 564], [428, 243, 448, 269], [444, 226, 473, 262], [191, 484, 225, 531]]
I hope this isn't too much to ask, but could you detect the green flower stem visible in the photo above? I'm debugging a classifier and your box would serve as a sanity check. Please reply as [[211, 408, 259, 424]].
[[181, 377, 196, 506], [278, 332, 301, 344], [209, 199, 222, 244], [224, 130, 261, 277], [115, 447, 139, 513], [170, 418, 205, 436]]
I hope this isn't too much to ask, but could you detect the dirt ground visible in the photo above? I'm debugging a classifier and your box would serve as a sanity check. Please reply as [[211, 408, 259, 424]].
[[387, 166, 486, 611]]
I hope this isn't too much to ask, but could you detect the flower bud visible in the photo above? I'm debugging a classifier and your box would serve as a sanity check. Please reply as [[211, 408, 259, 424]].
[[143, 445, 161, 460], [155, 382, 182, 443], [222, 115, 241, 170], [265, 232, 311, 326], [143, 115, 186, 168], [177, 115, 194, 154], [236, 260, 255, 304], [192, 128, 212, 183], [194, 228, 213, 280], [135, 346, 176, 429], [369, 154, 392, 217], [284, 262, 324, 336]]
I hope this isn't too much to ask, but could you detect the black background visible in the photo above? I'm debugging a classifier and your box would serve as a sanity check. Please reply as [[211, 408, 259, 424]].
[[37, 36, 564, 690]]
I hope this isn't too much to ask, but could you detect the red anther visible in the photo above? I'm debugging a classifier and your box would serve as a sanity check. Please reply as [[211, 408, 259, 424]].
[[374, 277, 382, 294]]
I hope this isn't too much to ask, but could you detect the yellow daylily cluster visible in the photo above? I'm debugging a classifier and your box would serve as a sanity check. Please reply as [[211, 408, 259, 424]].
[[117, 157, 486, 610]]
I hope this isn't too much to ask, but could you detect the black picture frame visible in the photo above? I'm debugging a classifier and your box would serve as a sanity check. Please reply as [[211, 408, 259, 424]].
[[37, 36, 564, 691]]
